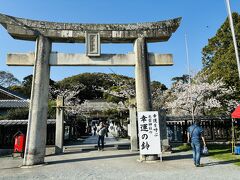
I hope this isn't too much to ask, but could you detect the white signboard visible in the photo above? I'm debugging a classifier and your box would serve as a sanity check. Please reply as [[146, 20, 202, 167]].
[[138, 111, 161, 155]]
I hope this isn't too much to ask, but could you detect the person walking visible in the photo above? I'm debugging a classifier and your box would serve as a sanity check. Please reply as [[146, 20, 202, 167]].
[[97, 122, 107, 151], [187, 119, 206, 167]]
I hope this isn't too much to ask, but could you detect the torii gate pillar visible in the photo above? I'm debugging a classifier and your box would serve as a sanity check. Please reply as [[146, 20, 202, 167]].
[[134, 37, 152, 111], [134, 37, 158, 161], [23, 36, 51, 166]]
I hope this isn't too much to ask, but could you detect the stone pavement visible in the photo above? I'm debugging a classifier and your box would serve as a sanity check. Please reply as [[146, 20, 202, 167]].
[[64, 133, 130, 152], [81, 132, 118, 145], [0, 135, 239, 180]]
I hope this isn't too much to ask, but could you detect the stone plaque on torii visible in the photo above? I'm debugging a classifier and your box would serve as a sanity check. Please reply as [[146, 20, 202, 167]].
[[0, 13, 181, 166]]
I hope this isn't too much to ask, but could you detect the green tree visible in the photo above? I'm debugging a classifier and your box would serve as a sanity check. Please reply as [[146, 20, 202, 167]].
[[10, 75, 57, 98], [58, 73, 167, 107], [151, 81, 168, 110], [0, 71, 20, 88], [202, 12, 240, 93], [171, 74, 190, 84], [57, 73, 135, 103]]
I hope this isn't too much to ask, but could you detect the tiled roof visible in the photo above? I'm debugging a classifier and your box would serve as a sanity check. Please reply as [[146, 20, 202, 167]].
[[0, 100, 29, 108], [78, 100, 127, 112], [0, 85, 28, 100], [0, 119, 56, 126]]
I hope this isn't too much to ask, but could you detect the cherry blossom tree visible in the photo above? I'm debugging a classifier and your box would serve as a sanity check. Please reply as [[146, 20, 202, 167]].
[[164, 73, 238, 116]]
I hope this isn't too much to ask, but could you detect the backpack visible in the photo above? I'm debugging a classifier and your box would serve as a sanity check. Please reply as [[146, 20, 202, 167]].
[[189, 126, 197, 143], [98, 127, 106, 136]]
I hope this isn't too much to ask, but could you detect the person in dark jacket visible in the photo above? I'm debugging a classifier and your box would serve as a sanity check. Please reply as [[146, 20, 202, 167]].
[[187, 119, 206, 167]]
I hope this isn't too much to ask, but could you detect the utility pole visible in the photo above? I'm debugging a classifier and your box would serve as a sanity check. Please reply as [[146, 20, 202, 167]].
[[185, 33, 195, 122], [225, 0, 240, 80]]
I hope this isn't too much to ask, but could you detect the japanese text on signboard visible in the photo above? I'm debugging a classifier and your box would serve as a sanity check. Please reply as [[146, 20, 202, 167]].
[[138, 111, 161, 155]]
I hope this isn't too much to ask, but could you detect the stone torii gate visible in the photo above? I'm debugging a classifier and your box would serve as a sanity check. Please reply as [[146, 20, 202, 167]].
[[0, 13, 181, 166]]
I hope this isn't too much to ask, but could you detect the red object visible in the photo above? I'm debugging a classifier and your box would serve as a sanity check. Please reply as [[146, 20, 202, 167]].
[[14, 133, 26, 153], [231, 106, 240, 119]]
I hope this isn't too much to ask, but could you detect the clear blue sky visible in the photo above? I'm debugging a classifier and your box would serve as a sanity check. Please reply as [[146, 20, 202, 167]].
[[0, 0, 240, 88]]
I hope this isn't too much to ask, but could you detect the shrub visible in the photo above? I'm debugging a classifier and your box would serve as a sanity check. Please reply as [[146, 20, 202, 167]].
[[6, 108, 29, 119]]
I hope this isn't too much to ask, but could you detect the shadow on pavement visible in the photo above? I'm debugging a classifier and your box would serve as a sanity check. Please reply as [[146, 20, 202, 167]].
[[47, 152, 139, 165], [204, 159, 240, 166], [46, 150, 91, 157], [0, 166, 21, 170], [163, 153, 192, 161]]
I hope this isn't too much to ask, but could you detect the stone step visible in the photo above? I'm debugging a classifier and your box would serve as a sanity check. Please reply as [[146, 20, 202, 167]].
[[64, 142, 130, 152]]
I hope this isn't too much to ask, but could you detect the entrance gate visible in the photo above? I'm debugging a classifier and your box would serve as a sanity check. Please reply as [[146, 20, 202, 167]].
[[0, 13, 181, 165]]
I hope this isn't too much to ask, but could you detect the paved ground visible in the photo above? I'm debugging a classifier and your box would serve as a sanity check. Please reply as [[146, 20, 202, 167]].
[[64, 133, 130, 152], [0, 135, 239, 180]]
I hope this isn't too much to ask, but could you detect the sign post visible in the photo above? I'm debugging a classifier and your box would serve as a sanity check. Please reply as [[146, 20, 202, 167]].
[[138, 111, 162, 161]]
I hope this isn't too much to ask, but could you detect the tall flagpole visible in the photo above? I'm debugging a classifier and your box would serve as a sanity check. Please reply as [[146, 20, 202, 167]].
[[225, 0, 240, 80], [185, 33, 195, 122]]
